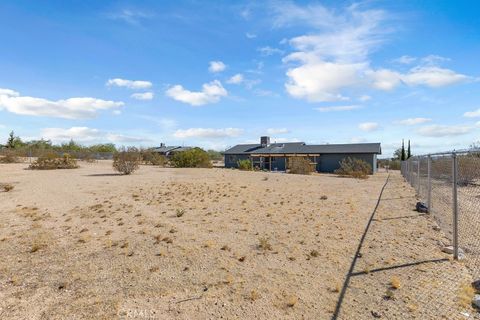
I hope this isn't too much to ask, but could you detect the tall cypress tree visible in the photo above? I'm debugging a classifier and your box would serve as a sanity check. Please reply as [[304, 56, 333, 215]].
[[401, 139, 406, 161], [407, 140, 411, 159]]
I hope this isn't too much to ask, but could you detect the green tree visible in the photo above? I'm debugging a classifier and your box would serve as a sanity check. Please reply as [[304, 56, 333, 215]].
[[170, 148, 211, 168], [393, 148, 403, 160], [6, 131, 24, 149], [407, 140, 412, 159], [401, 140, 406, 161], [207, 149, 223, 161]]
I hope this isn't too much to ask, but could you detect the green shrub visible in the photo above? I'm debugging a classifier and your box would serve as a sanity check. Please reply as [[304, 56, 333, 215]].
[[288, 157, 315, 175], [113, 147, 141, 175], [170, 148, 212, 168], [334, 157, 371, 179], [141, 151, 167, 166], [207, 150, 223, 161], [29, 152, 79, 170], [237, 159, 252, 171], [0, 149, 20, 163]]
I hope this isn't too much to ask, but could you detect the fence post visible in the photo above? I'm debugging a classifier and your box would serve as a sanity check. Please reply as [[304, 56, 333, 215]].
[[452, 152, 459, 260], [427, 155, 431, 212], [416, 157, 421, 194]]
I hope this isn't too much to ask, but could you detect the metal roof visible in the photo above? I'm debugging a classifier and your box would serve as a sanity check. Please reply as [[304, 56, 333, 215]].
[[151, 146, 192, 153], [225, 142, 381, 155]]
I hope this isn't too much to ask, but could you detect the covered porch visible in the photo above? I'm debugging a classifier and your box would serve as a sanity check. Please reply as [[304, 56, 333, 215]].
[[250, 154, 321, 172]]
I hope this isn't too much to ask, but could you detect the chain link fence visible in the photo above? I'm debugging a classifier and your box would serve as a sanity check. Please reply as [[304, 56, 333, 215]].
[[401, 150, 480, 280], [0, 148, 114, 162]]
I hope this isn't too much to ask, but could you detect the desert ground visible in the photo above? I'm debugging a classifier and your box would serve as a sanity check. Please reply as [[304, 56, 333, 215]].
[[0, 161, 478, 319]]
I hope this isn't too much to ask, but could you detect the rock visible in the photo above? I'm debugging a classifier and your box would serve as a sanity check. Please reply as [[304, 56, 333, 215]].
[[432, 225, 441, 231], [371, 311, 381, 318], [441, 246, 465, 255], [416, 202, 429, 213], [473, 295, 480, 309], [472, 280, 480, 293]]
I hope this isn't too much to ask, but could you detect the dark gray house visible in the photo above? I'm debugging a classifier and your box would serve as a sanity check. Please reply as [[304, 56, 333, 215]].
[[224, 137, 381, 173], [152, 143, 192, 157]]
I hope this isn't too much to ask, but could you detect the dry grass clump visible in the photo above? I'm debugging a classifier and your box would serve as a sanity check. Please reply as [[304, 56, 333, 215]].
[[258, 236, 272, 251], [249, 289, 260, 301], [1, 183, 14, 192], [334, 157, 372, 179], [288, 157, 315, 175], [141, 150, 167, 166], [458, 283, 475, 307], [390, 276, 401, 289], [286, 294, 298, 307], [176, 208, 185, 217], [0, 150, 20, 163], [113, 147, 141, 175], [29, 152, 78, 170]]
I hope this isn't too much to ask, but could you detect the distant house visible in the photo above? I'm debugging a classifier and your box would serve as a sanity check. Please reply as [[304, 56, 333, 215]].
[[224, 136, 381, 173], [151, 143, 192, 158]]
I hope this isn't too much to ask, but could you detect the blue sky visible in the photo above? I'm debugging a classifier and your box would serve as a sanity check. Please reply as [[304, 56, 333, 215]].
[[1, 0, 479, 157]]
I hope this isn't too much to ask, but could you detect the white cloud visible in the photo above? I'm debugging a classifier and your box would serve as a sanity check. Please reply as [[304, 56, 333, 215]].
[[358, 95, 371, 102], [315, 105, 361, 112], [174, 128, 243, 139], [266, 128, 290, 134], [0, 88, 124, 119], [396, 118, 432, 125], [208, 61, 226, 73], [368, 68, 402, 90], [41, 126, 148, 144], [107, 78, 152, 89], [130, 92, 154, 100], [417, 124, 474, 137], [107, 9, 152, 25], [165, 80, 227, 106], [464, 108, 480, 118], [258, 46, 284, 56], [393, 55, 416, 64], [358, 122, 379, 132], [227, 74, 244, 84], [402, 66, 469, 87], [245, 32, 257, 39]]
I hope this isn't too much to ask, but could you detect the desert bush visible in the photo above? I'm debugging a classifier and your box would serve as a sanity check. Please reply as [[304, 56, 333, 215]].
[[0, 149, 20, 163], [335, 157, 372, 179], [141, 150, 167, 166], [237, 159, 252, 171], [1, 183, 14, 192], [288, 157, 315, 175], [113, 147, 141, 175], [207, 149, 223, 161], [29, 152, 79, 170], [457, 155, 480, 186], [170, 148, 212, 168]]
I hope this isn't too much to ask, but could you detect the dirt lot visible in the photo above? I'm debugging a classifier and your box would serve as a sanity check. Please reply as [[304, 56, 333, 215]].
[[0, 162, 477, 319]]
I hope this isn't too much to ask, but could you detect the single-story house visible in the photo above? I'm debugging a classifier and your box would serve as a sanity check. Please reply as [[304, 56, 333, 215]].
[[224, 137, 381, 173], [151, 143, 192, 157]]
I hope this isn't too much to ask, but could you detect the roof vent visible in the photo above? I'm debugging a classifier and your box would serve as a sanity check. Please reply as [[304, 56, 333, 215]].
[[260, 136, 270, 147]]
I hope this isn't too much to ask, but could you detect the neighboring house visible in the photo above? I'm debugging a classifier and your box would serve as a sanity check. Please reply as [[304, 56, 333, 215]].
[[151, 143, 192, 157], [224, 136, 381, 173]]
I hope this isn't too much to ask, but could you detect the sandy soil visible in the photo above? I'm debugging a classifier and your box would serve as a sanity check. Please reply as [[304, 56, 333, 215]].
[[0, 162, 477, 319]]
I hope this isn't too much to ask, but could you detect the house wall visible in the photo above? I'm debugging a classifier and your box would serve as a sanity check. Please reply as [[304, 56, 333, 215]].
[[317, 153, 377, 173], [224, 154, 250, 168]]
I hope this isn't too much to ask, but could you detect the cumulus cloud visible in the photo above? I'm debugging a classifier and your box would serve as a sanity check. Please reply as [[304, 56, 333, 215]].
[[358, 95, 371, 102], [107, 78, 152, 89], [417, 124, 474, 137], [130, 92, 154, 100], [266, 128, 290, 134], [173, 127, 243, 139], [0, 88, 124, 119], [227, 74, 244, 84], [245, 32, 257, 39], [464, 108, 480, 118], [165, 80, 227, 106], [276, 3, 470, 101], [393, 55, 416, 64], [358, 122, 379, 132], [258, 46, 284, 56], [209, 61, 226, 73], [396, 118, 432, 125], [315, 105, 361, 112]]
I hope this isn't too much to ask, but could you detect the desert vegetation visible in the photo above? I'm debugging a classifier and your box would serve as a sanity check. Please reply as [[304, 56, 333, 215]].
[[237, 159, 252, 171], [29, 152, 79, 170], [140, 149, 167, 166], [113, 147, 141, 175], [288, 157, 315, 175], [170, 147, 212, 168], [334, 157, 372, 179]]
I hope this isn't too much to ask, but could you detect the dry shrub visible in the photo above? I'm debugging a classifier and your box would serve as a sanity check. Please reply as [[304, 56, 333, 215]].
[[237, 159, 252, 171], [334, 157, 372, 179], [390, 276, 401, 289], [141, 151, 166, 166], [0, 150, 20, 163], [457, 154, 480, 186], [113, 147, 141, 175], [258, 237, 272, 251], [288, 157, 315, 175], [29, 152, 79, 170], [458, 283, 475, 307], [1, 183, 14, 192]]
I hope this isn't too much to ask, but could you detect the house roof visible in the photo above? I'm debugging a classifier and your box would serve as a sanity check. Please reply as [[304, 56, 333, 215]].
[[152, 146, 192, 153], [225, 142, 381, 155]]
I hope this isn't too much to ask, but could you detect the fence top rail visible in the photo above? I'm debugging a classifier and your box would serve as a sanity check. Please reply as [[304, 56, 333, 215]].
[[401, 148, 480, 159]]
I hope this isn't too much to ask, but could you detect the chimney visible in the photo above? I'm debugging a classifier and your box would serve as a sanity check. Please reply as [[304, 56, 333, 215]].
[[260, 136, 270, 147], [160, 143, 165, 147]]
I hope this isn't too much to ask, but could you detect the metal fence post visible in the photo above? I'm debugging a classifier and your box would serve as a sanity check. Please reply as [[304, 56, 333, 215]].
[[452, 152, 459, 260], [416, 157, 421, 194], [427, 155, 431, 212]]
